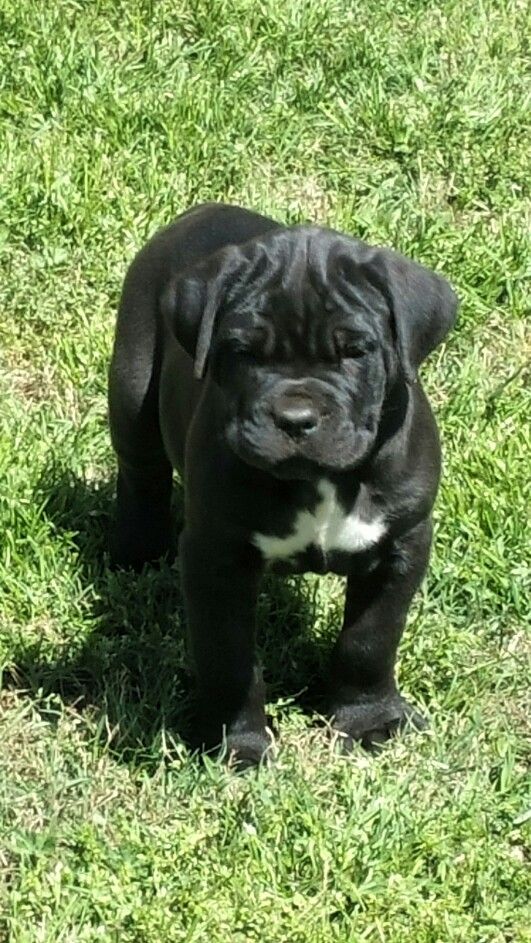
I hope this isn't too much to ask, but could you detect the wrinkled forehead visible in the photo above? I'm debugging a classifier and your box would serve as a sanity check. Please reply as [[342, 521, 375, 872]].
[[219, 228, 389, 349]]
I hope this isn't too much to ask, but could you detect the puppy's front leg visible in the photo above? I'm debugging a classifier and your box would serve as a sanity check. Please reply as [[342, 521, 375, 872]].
[[180, 531, 269, 768], [330, 518, 432, 750]]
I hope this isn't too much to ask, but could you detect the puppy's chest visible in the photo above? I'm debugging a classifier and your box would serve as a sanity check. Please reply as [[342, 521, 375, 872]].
[[252, 480, 386, 572]]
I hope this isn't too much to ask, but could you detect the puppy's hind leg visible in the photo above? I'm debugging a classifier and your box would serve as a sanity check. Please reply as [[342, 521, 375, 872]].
[[108, 288, 174, 571], [111, 454, 174, 570]]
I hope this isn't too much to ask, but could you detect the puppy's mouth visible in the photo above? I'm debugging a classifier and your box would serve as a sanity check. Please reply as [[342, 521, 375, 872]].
[[228, 422, 376, 480]]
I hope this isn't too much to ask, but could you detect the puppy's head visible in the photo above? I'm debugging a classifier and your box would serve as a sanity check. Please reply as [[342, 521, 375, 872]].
[[162, 226, 457, 478]]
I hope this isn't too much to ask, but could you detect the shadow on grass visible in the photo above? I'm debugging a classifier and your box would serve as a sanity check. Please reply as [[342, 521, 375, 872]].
[[4, 468, 337, 767]]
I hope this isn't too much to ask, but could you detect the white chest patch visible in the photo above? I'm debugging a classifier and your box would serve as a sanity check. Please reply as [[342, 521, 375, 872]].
[[252, 480, 386, 562]]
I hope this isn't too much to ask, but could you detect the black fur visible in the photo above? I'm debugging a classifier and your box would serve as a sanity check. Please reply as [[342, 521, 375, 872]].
[[109, 203, 458, 767]]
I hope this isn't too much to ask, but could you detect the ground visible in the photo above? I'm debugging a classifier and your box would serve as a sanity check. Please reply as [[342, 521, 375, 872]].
[[0, 1, 529, 941]]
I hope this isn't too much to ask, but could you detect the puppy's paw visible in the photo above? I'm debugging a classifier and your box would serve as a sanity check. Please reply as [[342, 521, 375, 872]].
[[330, 694, 427, 753], [194, 721, 273, 772], [225, 731, 274, 772]]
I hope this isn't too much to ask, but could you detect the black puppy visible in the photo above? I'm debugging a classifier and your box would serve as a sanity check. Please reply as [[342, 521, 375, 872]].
[[109, 203, 457, 766]]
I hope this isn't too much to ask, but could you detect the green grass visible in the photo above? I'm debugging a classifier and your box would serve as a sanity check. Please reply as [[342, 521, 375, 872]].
[[1, 0, 530, 939]]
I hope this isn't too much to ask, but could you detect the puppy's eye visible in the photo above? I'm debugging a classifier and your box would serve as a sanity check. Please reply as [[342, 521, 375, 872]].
[[223, 328, 269, 363], [334, 331, 376, 359], [221, 338, 263, 364], [342, 342, 365, 359]]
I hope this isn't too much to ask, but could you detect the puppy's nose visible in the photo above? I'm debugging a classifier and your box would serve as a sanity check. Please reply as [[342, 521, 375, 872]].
[[271, 397, 320, 435]]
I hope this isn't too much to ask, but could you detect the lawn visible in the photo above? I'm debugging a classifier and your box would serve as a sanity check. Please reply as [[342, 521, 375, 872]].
[[0, 0, 529, 940]]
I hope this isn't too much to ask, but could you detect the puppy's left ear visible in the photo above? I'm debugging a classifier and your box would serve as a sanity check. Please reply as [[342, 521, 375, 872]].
[[161, 245, 246, 379], [368, 249, 458, 381]]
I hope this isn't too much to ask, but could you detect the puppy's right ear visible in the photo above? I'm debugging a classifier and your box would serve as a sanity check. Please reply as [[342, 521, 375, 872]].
[[160, 246, 246, 379]]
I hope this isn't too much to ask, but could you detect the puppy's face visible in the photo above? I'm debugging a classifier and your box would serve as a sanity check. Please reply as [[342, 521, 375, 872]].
[[211, 260, 392, 477], [166, 225, 457, 479]]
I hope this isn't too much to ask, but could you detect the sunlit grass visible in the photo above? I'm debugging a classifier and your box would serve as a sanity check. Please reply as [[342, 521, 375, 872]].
[[0, 1, 529, 940]]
